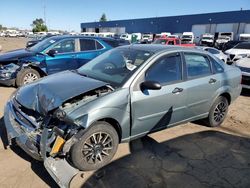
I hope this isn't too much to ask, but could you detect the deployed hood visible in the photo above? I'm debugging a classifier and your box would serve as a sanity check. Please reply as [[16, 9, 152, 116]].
[[15, 70, 108, 115], [0, 49, 36, 64]]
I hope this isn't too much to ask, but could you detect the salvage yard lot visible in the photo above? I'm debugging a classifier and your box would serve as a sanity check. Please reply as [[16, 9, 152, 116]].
[[0, 38, 250, 188]]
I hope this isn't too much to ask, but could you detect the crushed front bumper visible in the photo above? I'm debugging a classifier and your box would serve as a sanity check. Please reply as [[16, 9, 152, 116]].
[[4, 100, 42, 160], [41, 128, 79, 188], [4, 100, 79, 188], [0, 77, 15, 86]]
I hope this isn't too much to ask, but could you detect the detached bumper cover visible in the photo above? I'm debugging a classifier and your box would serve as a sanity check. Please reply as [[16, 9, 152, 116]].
[[41, 128, 79, 188], [4, 101, 42, 160]]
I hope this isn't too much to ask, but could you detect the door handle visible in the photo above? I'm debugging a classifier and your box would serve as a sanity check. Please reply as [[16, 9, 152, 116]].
[[172, 87, 183, 94], [209, 78, 217, 84]]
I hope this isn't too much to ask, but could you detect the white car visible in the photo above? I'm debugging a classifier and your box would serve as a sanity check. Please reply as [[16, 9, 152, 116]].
[[225, 42, 250, 64], [197, 46, 227, 63], [235, 57, 250, 89]]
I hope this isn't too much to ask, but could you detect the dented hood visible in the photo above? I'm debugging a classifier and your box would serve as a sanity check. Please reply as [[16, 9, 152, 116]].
[[0, 49, 35, 63], [15, 71, 108, 115]]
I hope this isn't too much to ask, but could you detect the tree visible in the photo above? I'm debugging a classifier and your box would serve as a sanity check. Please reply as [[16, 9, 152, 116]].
[[31, 18, 48, 33], [99, 13, 107, 22]]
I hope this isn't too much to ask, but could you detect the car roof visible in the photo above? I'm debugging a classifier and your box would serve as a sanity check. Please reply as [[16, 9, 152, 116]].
[[46, 35, 116, 41], [117, 44, 202, 54]]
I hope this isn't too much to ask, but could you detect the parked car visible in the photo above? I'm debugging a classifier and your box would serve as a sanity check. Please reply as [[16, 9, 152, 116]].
[[0, 35, 116, 87], [214, 32, 234, 50], [153, 37, 195, 47], [225, 42, 250, 64], [26, 34, 56, 48], [4, 44, 242, 187], [239, 33, 250, 42], [222, 40, 244, 52], [141, 34, 153, 43], [196, 46, 227, 62], [181, 32, 195, 44], [120, 33, 132, 41], [200, 34, 214, 47], [235, 57, 250, 89]]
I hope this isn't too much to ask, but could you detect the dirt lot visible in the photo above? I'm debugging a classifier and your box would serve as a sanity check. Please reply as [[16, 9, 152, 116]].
[[0, 38, 249, 188]]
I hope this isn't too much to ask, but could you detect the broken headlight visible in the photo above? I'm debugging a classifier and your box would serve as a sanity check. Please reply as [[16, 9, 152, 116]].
[[0, 63, 19, 78]]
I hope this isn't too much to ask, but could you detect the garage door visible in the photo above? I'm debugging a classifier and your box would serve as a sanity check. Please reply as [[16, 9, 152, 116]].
[[192, 25, 207, 37], [244, 24, 250, 33], [216, 23, 234, 32]]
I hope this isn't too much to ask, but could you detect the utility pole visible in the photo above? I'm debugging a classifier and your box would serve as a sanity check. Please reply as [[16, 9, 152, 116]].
[[42, 0, 47, 26]]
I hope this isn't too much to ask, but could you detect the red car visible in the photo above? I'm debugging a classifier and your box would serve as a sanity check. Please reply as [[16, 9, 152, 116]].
[[153, 37, 195, 47]]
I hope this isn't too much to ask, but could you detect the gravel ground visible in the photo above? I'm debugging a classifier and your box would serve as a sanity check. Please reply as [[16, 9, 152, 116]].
[[0, 38, 249, 188]]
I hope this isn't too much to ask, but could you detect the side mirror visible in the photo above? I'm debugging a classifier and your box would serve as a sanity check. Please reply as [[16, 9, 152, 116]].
[[47, 49, 58, 57], [140, 81, 162, 91]]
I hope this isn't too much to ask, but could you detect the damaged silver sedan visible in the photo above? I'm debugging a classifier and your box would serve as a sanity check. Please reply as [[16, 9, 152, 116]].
[[4, 45, 242, 187]]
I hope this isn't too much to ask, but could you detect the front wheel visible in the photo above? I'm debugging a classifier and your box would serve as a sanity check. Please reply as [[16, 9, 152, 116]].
[[16, 68, 40, 87], [70, 121, 119, 171], [205, 96, 229, 127]]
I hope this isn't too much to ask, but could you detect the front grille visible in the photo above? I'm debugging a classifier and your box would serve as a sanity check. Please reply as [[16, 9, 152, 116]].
[[242, 75, 250, 86], [12, 99, 42, 129]]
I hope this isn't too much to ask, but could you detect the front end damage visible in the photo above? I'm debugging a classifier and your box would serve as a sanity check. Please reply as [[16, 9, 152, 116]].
[[0, 61, 20, 86], [4, 85, 113, 188]]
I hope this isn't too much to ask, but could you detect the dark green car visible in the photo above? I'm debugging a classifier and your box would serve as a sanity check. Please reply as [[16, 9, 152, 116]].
[[4, 44, 242, 187]]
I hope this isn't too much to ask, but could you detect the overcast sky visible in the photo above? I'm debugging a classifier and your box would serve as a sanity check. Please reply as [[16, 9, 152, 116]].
[[0, 0, 249, 31]]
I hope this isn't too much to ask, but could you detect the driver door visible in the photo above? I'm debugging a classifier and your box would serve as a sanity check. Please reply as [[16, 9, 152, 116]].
[[45, 38, 78, 74], [130, 53, 188, 137]]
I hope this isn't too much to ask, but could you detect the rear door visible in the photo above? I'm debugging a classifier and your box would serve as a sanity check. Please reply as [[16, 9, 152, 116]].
[[183, 52, 221, 118], [75, 38, 107, 67], [45, 38, 77, 74], [130, 52, 188, 137]]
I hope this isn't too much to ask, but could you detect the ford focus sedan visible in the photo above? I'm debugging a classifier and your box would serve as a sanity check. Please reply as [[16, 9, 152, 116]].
[[0, 35, 117, 87], [4, 45, 242, 187]]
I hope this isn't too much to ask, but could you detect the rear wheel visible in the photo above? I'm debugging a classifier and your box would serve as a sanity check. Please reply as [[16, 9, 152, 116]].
[[16, 68, 40, 87], [70, 121, 119, 171], [205, 96, 229, 127]]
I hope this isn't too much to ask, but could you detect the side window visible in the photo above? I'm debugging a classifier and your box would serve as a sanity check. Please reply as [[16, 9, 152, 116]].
[[184, 53, 212, 78], [210, 56, 224, 73], [53, 39, 75, 53], [96, 41, 104, 49], [145, 53, 182, 85], [80, 39, 96, 51]]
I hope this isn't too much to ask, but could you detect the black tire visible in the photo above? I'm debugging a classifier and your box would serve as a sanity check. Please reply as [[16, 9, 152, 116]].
[[16, 68, 40, 87], [70, 121, 119, 171], [205, 96, 229, 127]]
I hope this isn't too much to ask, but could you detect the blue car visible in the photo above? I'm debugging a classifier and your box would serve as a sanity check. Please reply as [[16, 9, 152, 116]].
[[0, 35, 118, 87]]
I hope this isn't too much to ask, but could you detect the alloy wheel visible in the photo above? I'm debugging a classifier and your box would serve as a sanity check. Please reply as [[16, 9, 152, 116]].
[[82, 132, 113, 164], [23, 72, 39, 84], [213, 101, 227, 123]]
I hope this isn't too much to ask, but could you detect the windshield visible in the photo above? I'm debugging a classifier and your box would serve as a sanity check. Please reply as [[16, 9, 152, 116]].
[[182, 35, 192, 39], [77, 48, 154, 87], [202, 37, 213, 40], [234, 43, 250, 49], [29, 37, 60, 52]]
